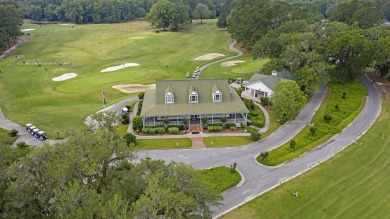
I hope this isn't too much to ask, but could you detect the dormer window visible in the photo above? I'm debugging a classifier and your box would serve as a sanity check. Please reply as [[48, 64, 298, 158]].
[[165, 92, 174, 104], [213, 90, 222, 102], [189, 91, 198, 103]]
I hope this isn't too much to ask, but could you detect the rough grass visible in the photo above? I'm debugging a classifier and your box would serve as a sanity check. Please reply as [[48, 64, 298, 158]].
[[204, 136, 252, 147], [0, 20, 236, 137], [136, 138, 191, 150], [199, 166, 241, 193], [0, 128, 18, 145], [221, 93, 390, 219], [258, 82, 367, 166]]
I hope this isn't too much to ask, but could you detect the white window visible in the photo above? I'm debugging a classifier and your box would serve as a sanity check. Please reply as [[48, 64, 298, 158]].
[[165, 92, 174, 104], [189, 91, 198, 103], [213, 90, 222, 102]]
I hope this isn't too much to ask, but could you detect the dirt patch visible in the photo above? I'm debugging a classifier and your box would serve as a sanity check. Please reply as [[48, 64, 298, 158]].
[[112, 84, 155, 93], [101, 63, 140, 72], [52, 73, 77, 81], [194, 53, 225, 61], [220, 60, 245, 67]]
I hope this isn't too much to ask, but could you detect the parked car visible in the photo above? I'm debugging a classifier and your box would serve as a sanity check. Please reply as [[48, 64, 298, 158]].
[[26, 123, 33, 131], [28, 125, 36, 132], [31, 128, 40, 136], [36, 131, 47, 140]]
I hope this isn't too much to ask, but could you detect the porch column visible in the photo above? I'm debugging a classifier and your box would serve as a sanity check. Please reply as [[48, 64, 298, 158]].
[[212, 114, 213, 124], [234, 113, 236, 123], [153, 117, 155, 126]]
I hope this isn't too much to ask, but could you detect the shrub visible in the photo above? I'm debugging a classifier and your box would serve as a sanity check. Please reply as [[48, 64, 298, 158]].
[[121, 114, 130, 124], [207, 125, 222, 132], [156, 127, 165, 134], [310, 127, 316, 136], [123, 133, 136, 146], [126, 105, 131, 111], [260, 96, 269, 106], [290, 139, 296, 149], [168, 125, 184, 130], [132, 116, 143, 131], [240, 123, 247, 128], [225, 123, 236, 128], [250, 111, 258, 116], [342, 92, 346, 99], [9, 129, 18, 137], [324, 114, 332, 123], [136, 100, 143, 116], [250, 132, 261, 141], [138, 92, 145, 100], [230, 126, 237, 131], [16, 141, 28, 148], [168, 127, 179, 134]]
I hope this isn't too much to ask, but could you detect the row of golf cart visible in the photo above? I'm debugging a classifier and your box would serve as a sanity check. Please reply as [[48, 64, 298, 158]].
[[26, 123, 47, 140], [186, 67, 200, 78]]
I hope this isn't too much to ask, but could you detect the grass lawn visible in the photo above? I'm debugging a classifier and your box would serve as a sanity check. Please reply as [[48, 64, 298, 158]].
[[115, 124, 129, 137], [261, 106, 280, 138], [221, 91, 390, 219], [204, 136, 252, 147], [200, 55, 269, 80], [0, 19, 237, 138], [0, 128, 18, 145], [258, 82, 367, 166], [135, 138, 192, 150], [199, 166, 241, 193]]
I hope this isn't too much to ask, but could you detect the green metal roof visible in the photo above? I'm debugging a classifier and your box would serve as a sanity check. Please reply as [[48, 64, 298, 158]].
[[248, 73, 291, 90], [141, 79, 249, 117]]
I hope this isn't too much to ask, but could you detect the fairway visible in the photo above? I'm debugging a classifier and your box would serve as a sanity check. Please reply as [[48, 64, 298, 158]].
[[0, 20, 254, 137], [221, 89, 390, 218]]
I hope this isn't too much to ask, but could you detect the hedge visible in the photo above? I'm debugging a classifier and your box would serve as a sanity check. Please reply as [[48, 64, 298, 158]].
[[207, 125, 222, 132], [168, 124, 185, 130], [225, 123, 236, 128], [142, 127, 166, 134], [168, 127, 179, 134]]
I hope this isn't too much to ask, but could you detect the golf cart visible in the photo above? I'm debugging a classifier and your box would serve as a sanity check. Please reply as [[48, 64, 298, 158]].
[[26, 123, 33, 131], [36, 131, 47, 140], [236, 78, 243, 84], [28, 125, 36, 133], [31, 128, 40, 137], [186, 72, 190, 78]]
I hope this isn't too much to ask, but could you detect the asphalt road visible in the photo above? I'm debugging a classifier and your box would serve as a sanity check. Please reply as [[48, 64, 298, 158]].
[[136, 75, 382, 218]]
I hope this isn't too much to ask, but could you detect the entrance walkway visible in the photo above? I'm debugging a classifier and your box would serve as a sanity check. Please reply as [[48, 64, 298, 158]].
[[191, 137, 206, 148]]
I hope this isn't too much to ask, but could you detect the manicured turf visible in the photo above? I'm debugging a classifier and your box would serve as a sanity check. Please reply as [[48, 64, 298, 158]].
[[258, 82, 367, 166], [136, 138, 192, 150], [221, 95, 390, 219], [0, 20, 242, 137], [261, 106, 280, 138], [200, 55, 269, 80], [204, 136, 252, 147], [199, 166, 241, 193]]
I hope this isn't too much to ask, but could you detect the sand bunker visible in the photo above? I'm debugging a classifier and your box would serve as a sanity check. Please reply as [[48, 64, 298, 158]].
[[220, 60, 245, 67], [21, 29, 35, 32], [101, 63, 140, 73], [112, 84, 156, 93], [59, 24, 74, 26], [52, 73, 77, 81], [194, 53, 225, 61], [129, 36, 145, 39]]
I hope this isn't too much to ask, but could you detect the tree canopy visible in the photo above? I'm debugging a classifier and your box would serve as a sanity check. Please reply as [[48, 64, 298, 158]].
[[0, 2, 23, 49], [0, 112, 221, 217]]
